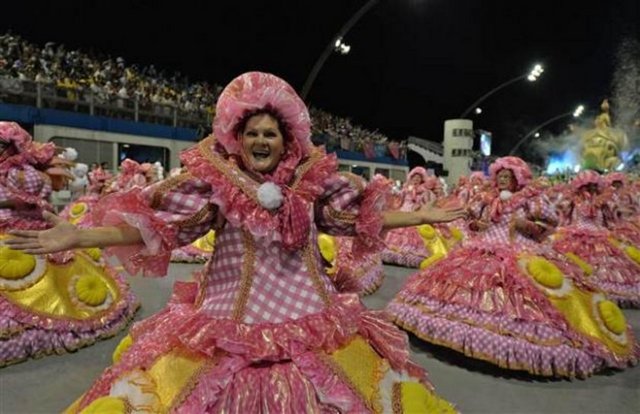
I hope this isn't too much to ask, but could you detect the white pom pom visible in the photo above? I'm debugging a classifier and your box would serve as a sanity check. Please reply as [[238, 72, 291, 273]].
[[499, 190, 513, 201], [62, 147, 78, 161], [257, 182, 283, 210]]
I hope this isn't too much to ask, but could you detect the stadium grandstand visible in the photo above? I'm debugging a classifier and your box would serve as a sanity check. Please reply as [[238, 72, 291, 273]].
[[0, 33, 408, 183]]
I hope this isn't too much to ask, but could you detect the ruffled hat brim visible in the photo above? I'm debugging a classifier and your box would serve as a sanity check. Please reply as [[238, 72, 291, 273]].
[[213, 72, 312, 157]]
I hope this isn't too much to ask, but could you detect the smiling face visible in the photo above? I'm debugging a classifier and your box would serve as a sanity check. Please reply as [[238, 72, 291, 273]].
[[240, 113, 285, 174], [496, 169, 517, 191]]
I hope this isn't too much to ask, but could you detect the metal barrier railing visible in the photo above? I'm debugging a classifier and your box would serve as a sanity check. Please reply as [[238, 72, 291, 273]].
[[0, 77, 213, 130]]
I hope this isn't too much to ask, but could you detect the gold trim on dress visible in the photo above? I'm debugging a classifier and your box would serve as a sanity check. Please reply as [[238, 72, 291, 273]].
[[174, 204, 217, 228], [231, 230, 256, 321], [391, 382, 403, 414], [326, 206, 357, 224]]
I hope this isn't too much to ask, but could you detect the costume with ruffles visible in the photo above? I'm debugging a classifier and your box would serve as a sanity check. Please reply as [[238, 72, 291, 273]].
[[0, 122, 138, 367], [65, 72, 454, 413], [600, 175, 640, 249], [388, 158, 638, 378], [65, 137, 453, 413], [320, 234, 385, 296], [551, 188, 640, 307], [381, 173, 433, 268], [170, 230, 216, 264]]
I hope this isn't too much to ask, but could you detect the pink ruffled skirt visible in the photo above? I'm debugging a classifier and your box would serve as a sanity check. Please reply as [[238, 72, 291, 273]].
[[331, 237, 384, 296], [387, 241, 639, 378], [67, 285, 455, 413], [382, 227, 429, 268], [0, 247, 139, 367], [552, 227, 640, 307]]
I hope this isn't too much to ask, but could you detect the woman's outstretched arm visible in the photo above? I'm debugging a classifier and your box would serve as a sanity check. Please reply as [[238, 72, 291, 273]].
[[6, 211, 143, 254], [382, 204, 466, 229]]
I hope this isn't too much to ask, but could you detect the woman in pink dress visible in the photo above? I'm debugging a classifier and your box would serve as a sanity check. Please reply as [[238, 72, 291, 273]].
[[600, 172, 640, 246], [453, 171, 487, 205], [551, 170, 640, 306], [381, 167, 434, 267], [388, 156, 638, 378], [8, 73, 464, 413], [0, 122, 138, 367]]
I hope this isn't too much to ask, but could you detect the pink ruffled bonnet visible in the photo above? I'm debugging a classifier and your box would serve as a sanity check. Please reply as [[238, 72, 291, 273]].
[[0, 121, 55, 170], [213, 72, 312, 158], [572, 170, 603, 191], [407, 167, 430, 184], [0, 121, 32, 153], [489, 156, 532, 189], [604, 172, 626, 187]]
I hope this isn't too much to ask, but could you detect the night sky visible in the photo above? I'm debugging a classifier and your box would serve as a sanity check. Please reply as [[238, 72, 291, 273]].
[[2, 0, 639, 156]]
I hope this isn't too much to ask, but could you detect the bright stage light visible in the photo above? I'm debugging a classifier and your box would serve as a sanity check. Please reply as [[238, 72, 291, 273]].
[[527, 64, 544, 81]]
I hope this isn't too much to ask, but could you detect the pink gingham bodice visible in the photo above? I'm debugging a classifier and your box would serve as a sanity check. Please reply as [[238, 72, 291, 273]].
[[96, 145, 387, 325], [197, 224, 336, 323]]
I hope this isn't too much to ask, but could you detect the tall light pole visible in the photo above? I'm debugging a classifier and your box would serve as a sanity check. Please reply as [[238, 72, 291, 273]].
[[459, 64, 544, 118], [300, 0, 380, 101], [508, 105, 585, 155]]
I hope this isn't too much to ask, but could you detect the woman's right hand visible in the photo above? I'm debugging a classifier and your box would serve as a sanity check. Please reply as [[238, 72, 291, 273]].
[[5, 211, 79, 254]]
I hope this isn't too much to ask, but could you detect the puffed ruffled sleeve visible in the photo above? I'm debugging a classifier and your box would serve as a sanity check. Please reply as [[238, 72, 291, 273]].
[[315, 172, 389, 256], [91, 173, 218, 277]]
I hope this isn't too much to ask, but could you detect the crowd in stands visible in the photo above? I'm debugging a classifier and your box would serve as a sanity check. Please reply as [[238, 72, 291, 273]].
[[0, 32, 406, 160], [0, 32, 219, 123], [311, 108, 407, 160]]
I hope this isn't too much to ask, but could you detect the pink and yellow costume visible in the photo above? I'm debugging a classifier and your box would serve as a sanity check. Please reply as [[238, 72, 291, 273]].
[[551, 170, 640, 307], [59, 166, 114, 227], [601, 172, 640, 247], [0, 122, 138, 367], [381, 167, 433, 267], [319, 233, 385, 296], [170, 229, 216, 264], [388, 157, 638, 378], [66, 73, 454, 413], [318, 175, 389, 295]]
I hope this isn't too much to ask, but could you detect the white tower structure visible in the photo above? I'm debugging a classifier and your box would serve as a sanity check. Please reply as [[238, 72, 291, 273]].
[[443, 119, 473, 186]]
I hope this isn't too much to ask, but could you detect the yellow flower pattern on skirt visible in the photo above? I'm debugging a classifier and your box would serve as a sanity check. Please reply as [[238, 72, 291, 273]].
[[0, 247, 36, 280]]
